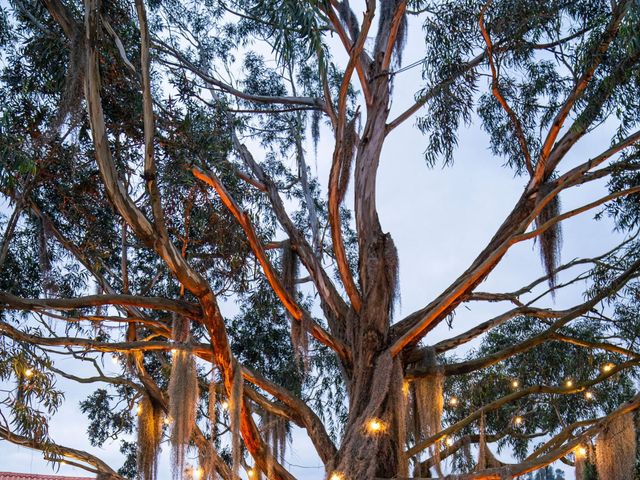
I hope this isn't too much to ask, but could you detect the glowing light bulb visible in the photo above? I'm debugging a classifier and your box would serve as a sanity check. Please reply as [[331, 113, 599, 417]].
[[24, 369, 33, 378], [366, 418, 386, 434], [402, 381, 410, 397], [585, 391, 594, 400], [565, 379, 573, 388], [164, 417, 171, 425], [170, 348, 178, 356], [192, 467, 203, 480], [448, 396, 459, 407], [514, 416, 524, 426], [602, 363, 615, 373], [575, 446, 588, 459], [220, 400, 229, 410], [511, 380, 519, 388], [329, 473, 345, 480], [247, 469, 257, 479], [445, 436, 454, 446], [136, 404, 143, 416]]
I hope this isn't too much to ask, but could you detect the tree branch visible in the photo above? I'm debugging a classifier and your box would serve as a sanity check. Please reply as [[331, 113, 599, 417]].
[[0, 291, 200, 317], [193, 165, 351, 363]]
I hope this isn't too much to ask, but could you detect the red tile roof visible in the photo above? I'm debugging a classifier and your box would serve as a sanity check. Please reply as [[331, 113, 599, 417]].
[[0, 473, 94, 480]]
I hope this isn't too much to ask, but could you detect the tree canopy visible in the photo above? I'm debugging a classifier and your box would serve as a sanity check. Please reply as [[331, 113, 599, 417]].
[[0, 0, 640, 479]]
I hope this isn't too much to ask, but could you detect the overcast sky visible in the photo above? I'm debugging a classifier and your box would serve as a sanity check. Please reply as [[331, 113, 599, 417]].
[[0, 6, 628, 480]]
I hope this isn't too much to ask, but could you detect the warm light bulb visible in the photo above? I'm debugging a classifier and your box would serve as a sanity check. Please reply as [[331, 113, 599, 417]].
[[24, 368, 33, 378], [136, 404, 143, 415], [170, 348, 177, 356], [247, 469, 257, 479], [220, 400, 229, 410], [602, 363, 615, 373], [514, 416, 524, 426], [565, 379, 573, 388], [445, 436, 454, 446], [575, 446, 588, 459], [511, 380, 519, 388], [448, 396, 459, 407], [192, 467, 203, 480], [402, 381, 410, 397], [585, 391, 594, 400], [164, 417, 171, 425], [329, 473, 345, 480], [366, 418, 386, 434]]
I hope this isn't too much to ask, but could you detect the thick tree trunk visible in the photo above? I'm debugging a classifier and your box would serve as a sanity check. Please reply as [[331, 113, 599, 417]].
[[332, 67, 407, 474]]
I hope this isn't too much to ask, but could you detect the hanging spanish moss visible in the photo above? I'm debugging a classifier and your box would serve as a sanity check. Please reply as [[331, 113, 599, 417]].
[[336, 116, 357, 205], [311, 109, 321, 159], [261, 409, 288, 471], [595, 412, 636, 480], [376, 0, 408, 67], [575, 452, 585, 480], [384, 234, 401, 318], [476, 413, 502, 471], [337, 0, 360, 41], [208, 380, 217, 437], [535, 194, 562, 295], [169, 315, 199, 480], [478, 412, 487, 471], [229, 360, 244, 478], [281, 241, 308, 367], [172, 313, 191, 344], [198, 443, 216, 480], [37, 217, 52, 294], [56, 28, 86, 128], [411, 349, 443, 477], [137, 395, 163, 480], [389, 357, 408, 477], [94, 283, 104, 319]]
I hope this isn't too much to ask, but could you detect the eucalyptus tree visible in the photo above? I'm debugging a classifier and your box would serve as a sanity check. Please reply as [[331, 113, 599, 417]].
[[1, 1, 640, 479]]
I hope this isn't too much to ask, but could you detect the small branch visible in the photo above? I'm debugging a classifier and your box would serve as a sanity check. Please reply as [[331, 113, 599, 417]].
[[479, 1, 533, 176], [154, 40, 326, 110], [0, 425, 123, 478]]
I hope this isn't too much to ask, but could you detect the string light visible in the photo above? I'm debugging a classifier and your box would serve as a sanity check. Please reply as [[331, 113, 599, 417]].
[[171, 348, 178, 356], [136, 404, 143, 416], [247, 468, 257, 479], [448, 396, 459, 407], [192, 467, 203, 480], [164, 416, 171, 425], [220, 400, 229, 410], [402, 380, 410, 397], [575, 445, 588, 459], [445, 436, 455, 447], [565, 379, 573, 388], [365, 418, 386, 434], [24, 368, 34, 378], [511, 380, 519, 388], [585, 391, 594, 400], [329, 473, 345, 480], [602, 363, 615, 373], [513, 416, 524, 426]]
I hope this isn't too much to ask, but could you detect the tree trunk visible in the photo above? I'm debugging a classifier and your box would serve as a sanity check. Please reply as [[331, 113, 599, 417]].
[[328, 60, 411, 478]]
